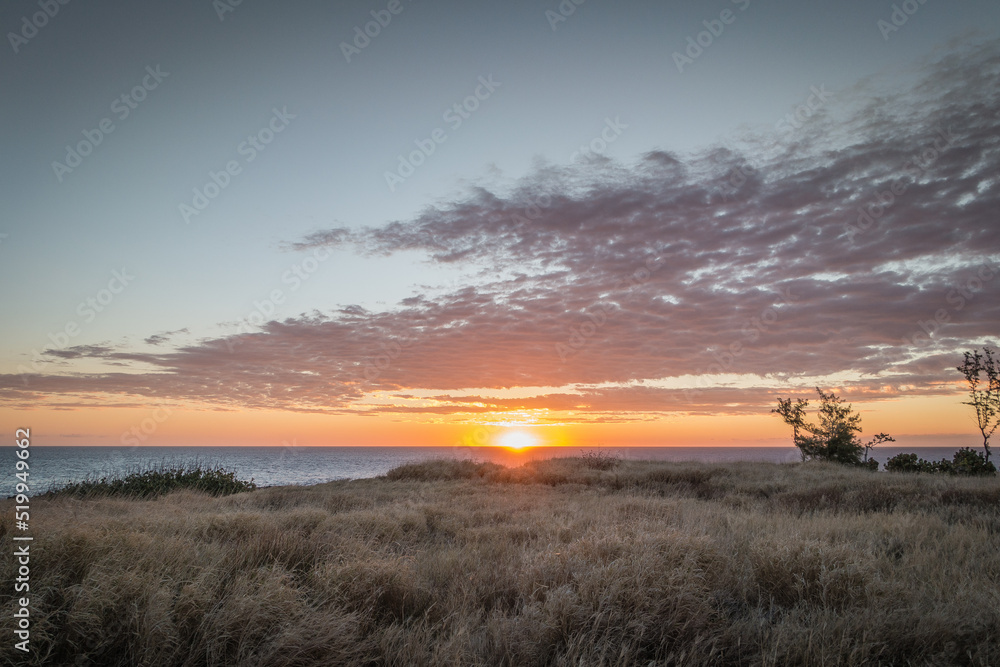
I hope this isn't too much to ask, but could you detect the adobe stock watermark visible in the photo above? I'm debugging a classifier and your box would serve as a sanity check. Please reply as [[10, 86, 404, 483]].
[[682, 286, 798, 402], [225, 246, 331, 353], [846, 126, 956, 242], [384, 75, 500, 192], [277, 438, 303, 463], [714, 84, 832, 202], [776, 85, 834, 134], [877, 0, 931, 41], [498, 116, 629, 229], [715, 161, 758, 203], [546, 0, 586, 31], [569, 117, 628, 162], [213, 0, 246, 22], [900, 262, 996, 348], [179, 107, 295, 224], [340, 0, 412, 63], [673, 0, 751, 74], [452, 423, 501, 458], [8, 0, 73, 54], [51, 66, 170, 183], [360, 333, 418, 384], [120, 406, 173, 447], [500, 192, 554, 230], [17, 268, 135, 384], [556, 255, 665, 361]]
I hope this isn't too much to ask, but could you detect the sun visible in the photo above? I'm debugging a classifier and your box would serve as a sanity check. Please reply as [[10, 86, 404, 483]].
[[497, 430, 538, 450]]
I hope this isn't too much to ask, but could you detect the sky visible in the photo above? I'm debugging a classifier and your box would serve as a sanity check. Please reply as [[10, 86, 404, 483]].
[[1, 0, 998, 449]]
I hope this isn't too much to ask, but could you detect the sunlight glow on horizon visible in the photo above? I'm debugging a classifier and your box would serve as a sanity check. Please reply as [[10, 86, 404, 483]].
[[497, 430, 538, 450]]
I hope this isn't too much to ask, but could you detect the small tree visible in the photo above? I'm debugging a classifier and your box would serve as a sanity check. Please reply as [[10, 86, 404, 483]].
[[772, 396, 809, 460], [957, 346, 999, 462], [772, 387, 884, 466], [864, 433, 894, 463]]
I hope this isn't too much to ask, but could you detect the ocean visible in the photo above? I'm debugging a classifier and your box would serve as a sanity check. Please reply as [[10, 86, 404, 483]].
[[2, 445, 979, 498]]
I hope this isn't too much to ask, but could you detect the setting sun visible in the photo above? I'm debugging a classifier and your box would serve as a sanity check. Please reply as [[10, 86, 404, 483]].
[[498, 430, 538, 450]]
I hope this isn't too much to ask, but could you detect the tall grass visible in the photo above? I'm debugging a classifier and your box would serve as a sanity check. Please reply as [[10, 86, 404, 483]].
[[2, 457, 998, 665], [42, 462, 256, 499]]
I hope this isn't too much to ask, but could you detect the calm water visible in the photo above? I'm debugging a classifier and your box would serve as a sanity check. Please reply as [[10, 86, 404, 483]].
[[1, 445, 974, 498]]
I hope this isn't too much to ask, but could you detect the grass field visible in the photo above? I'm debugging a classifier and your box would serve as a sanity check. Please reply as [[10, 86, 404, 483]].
[[2, 457, 999, 666]]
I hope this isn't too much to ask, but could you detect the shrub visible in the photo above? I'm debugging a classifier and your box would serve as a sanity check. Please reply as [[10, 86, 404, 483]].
[[860, 458, 880, 472], [884, 448, 997, 476], [384, 459, 502, 481], [885, 453, 927, 473], [580, 448, 621, 471], [951, 447, 998, 476], [45, 463, 257, 499]]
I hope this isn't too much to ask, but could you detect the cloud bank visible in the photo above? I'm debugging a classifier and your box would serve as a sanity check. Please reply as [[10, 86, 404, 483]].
[[5, 40, 999, 420]]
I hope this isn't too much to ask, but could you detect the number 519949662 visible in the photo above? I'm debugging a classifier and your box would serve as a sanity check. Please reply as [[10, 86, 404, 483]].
[[15, 428, 31, 525]]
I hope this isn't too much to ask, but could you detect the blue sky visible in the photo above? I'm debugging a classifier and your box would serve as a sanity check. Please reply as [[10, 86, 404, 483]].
[[2, 0, 999, 446]]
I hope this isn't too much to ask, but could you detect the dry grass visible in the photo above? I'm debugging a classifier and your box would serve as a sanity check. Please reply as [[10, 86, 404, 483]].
[[2, 457, 999, 666]]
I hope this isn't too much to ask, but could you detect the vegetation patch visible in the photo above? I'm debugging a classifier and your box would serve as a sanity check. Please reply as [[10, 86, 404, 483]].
[[885, 447, 997, 476], [3, 458, 998, 666], [43, 463, 257, 499]]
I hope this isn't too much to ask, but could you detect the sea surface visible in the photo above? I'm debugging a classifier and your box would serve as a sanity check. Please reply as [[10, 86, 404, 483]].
[[1, 445, 976, 498]]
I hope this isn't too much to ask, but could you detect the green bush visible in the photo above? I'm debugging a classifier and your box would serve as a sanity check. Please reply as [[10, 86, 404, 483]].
[[885, 448, 996, 476], [384, 459, 502, 481], [885, 453, 925, 473], [45, 463, 257, 499], [951, 447, 998, 476]]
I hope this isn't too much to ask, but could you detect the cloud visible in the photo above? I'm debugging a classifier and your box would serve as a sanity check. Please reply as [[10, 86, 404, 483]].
[[42, 345, 116, 360], [144, 329, 189, 346], [4, 40, 1000, 419]]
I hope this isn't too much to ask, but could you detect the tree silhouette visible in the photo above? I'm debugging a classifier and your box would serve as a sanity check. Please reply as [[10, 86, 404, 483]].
[[772, 388, 882, 466], [773, 396, 809, 460], [957, 346, 999, 462], [863, 432, 894, 463]]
